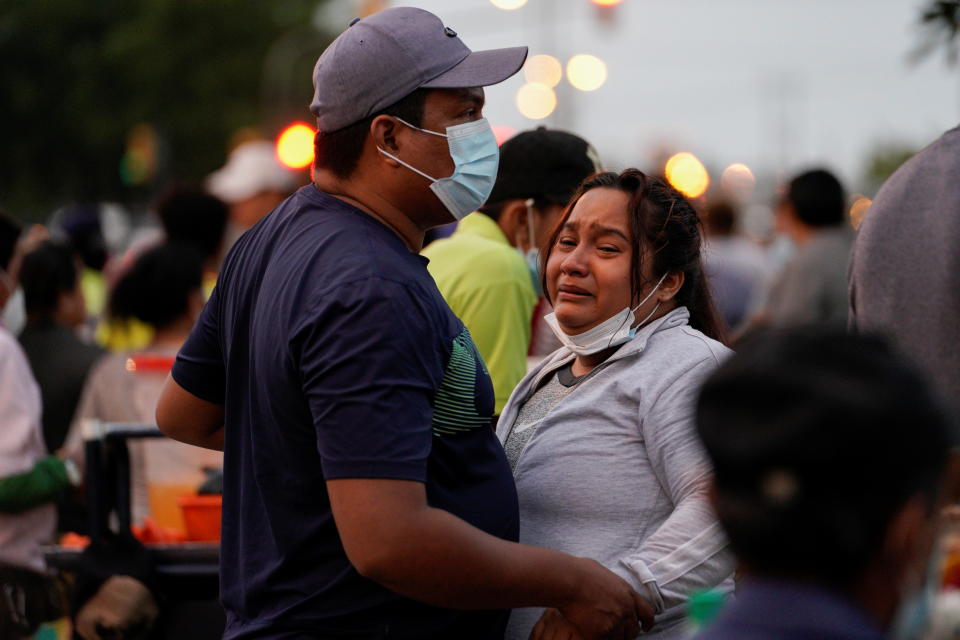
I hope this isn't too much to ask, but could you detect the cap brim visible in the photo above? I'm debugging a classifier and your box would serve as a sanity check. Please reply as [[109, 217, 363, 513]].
[[421, 46, 528, 89]]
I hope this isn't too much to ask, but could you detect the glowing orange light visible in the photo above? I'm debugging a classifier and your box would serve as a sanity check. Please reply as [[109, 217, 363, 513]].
[[276, 123, 315, 170], [592, 0, 624, 6], [665, 152, 710, 199]]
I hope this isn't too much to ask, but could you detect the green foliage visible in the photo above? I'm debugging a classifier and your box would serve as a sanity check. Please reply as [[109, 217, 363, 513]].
[[863, 143, 918, 195], [0, 0, 329, 220]]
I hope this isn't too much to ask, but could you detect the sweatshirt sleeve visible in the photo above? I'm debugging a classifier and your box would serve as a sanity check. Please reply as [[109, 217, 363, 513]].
[[0, 456, 70, 512], [613, 359, 735, 614]]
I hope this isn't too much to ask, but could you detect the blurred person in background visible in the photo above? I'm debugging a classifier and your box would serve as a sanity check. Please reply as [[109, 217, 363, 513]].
[[155, 185, 229, 295], [422, 127, 598, 416], [59, 204, 111, 327], [157, 185, 229, 268], [18, 241, 104, 535], [694, 329, 954, 640], [18, 241, 104, 454], [701, 200, 769, 332], [497, 169, 734, 639], [158, 7, 649, 639], [849, 124, 960, 415], [99, 185, 230, 353], [0, 213, 27, 335], [206, 139, 297, 251], [751, 169, 853, 329], [64, 244, 222, 529], [0, 212, 69, 638]]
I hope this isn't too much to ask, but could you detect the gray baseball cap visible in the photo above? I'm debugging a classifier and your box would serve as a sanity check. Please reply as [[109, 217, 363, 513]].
[[310, 7, 528, 132]]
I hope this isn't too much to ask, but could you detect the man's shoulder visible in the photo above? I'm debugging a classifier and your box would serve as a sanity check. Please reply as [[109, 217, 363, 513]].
[[230, 188, 422, 295]]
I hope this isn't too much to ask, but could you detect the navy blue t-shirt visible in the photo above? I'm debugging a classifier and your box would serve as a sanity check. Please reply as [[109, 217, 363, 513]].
[[172, 186, 520, 640]]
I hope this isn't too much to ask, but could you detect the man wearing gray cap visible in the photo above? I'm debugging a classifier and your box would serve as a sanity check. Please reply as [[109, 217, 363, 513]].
[[158, 7, 651, 640]]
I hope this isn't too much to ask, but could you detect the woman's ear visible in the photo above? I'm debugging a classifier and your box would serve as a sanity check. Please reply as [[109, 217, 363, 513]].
[[659, 271, 685, 302]]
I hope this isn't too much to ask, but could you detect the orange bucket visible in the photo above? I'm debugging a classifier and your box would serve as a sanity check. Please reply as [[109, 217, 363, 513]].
[[177, 494, 222, 542]]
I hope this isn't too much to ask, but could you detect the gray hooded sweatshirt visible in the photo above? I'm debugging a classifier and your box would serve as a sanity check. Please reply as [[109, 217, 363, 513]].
[[496, 307, 735, 639]]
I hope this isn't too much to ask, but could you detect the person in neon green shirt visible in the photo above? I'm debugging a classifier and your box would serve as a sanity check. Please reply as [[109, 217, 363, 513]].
[[422, 128, 599, 416]]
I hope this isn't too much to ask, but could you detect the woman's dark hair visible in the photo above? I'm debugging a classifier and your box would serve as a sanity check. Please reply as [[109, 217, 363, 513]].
[[19, 241, 78, 318], [541, 168, 725, 342], [314, 89, 429, 179], [109, 243, 204, 330]]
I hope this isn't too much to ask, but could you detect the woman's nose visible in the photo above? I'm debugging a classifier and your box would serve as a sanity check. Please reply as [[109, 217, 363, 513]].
[[560, 246, 589, 277]]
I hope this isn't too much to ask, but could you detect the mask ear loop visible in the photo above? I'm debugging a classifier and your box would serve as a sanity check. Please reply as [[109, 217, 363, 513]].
[[604, 272, 669, 349], [392, 116, 448, 138], [376, 147, 440, 183], [376, 116, 449, 182]]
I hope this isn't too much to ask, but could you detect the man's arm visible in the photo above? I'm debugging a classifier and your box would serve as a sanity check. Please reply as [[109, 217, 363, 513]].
[[328, 477, 653, 640], [156, 375, 225, 451]]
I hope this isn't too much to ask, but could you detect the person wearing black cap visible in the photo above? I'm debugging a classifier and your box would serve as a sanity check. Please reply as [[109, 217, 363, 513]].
[[423, 127, 599, 417], [157, 7, 649, 640], [694, 330, 953, 640]]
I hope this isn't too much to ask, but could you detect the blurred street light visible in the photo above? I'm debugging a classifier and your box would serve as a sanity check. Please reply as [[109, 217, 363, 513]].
[[665, 152, 710, 199], [567, 54, 607, 91], [592, 0, 624, 5], [491, 0, 528, 10], [516, 82, 557, 120], [720, 163, 756, 201], [276, 122, 315, 170], [524, 54, 563, 88]]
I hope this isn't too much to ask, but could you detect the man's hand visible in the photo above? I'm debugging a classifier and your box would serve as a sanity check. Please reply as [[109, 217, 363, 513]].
[[530, 608, 584, 640], [557, 558, 655, 640]]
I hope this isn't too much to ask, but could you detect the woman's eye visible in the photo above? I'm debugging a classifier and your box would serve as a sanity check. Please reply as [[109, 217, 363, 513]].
[[558, 238, 576, 247], [599, 246, 620, 254]]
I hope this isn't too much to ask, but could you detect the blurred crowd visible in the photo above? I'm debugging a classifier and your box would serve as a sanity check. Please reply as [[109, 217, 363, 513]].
[[1, 6, 958, 640]]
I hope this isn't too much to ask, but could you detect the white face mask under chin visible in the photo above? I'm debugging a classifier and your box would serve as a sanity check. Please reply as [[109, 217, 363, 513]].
[[544, 273, 669, 357]]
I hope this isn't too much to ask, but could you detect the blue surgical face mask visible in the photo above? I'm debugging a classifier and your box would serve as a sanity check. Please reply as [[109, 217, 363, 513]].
[[378, 117, 499, 221]]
